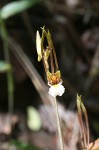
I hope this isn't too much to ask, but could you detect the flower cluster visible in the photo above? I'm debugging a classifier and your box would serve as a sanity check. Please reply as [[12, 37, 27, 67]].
[[36, 27, 65, 97]]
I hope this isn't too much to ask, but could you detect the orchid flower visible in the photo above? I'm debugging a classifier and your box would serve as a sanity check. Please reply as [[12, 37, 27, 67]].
[[36, 27, 65, 97]]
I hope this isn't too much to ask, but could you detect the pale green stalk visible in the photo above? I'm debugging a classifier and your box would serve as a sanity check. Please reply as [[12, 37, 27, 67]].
[[53, 97, 64, 150]]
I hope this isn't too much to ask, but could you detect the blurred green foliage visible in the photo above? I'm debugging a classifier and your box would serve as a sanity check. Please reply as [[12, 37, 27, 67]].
[[10, 140, 42, 150], [0, 61, 11, 73], [0, 0, 40, 19]]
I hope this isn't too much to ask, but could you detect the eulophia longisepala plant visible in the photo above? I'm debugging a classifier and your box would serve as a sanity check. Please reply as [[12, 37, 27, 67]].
[[36, 27, 65, 150], [36, 27, 65, 97]]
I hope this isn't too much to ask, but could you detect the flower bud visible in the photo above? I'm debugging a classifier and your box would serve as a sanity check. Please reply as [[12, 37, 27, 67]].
[[36, 31, 42, 61]]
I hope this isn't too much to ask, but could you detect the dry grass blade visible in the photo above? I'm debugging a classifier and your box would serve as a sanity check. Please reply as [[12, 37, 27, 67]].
[[77, 94, 90, 150], [77, 94, 86, 148], [8, 36, 54, 105]]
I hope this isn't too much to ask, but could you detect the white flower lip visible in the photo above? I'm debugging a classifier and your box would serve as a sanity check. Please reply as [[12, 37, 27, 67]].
[[36, 31, 42, 61], [48, 83, 65, 97]]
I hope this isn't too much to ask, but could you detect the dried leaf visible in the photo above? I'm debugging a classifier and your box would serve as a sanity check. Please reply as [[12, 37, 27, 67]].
[[89, 139, 99, 150]]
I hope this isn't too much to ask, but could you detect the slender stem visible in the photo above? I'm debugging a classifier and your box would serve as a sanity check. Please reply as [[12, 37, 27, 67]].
[[47, 31, 59, 71], [50, 47, 54, 74], [53, 97, 64, 150], [86, 115, 89, 150], [41, 29, 49, 76], [77, 95, 87, 148], [7, 72, 14, 113], [81, 105, 89, 149], [0, 17, 14, 113], [78, 110, 86, 148], [52, 44, 59, 71]]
